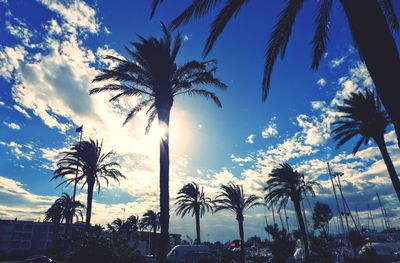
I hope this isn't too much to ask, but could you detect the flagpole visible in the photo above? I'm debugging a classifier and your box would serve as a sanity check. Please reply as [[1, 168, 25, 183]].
[[72, 126, 83, 202]]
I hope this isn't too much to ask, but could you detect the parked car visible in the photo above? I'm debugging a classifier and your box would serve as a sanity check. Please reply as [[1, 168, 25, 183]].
[[166, 245, 210, 262], [359, 242, 400, 262]]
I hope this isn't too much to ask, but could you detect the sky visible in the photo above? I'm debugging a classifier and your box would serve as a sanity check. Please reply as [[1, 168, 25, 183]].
[[0, 0, 399, 243]]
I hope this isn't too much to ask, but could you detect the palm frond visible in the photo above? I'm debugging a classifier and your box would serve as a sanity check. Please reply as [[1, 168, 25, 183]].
[[170, 0, 222, 30], [263, 0, 304, 100], [311, 0, 333, 69], [203, 0, 247, 56]]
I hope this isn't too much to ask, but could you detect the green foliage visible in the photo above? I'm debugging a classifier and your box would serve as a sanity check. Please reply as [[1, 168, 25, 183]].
[[265, 224, 295, 263]]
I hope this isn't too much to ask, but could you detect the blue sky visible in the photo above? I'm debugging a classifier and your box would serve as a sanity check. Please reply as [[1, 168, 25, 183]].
[[0, 0, 399, 242]]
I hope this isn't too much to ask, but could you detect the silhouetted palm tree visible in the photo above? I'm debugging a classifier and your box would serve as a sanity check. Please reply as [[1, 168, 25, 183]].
[[51, 193, 84, 238], [140, 210, 160, 255], [264, 163, 320, 261], [332, 90, 400, 202], [151, 0, 400, 147], [213, 183, 261, 263], [44, 201, 63, 240], [90, 23, 226, 262], [53, 139, 125, 230], [175, 182, 213, 244], [108, 216, 139, 241]]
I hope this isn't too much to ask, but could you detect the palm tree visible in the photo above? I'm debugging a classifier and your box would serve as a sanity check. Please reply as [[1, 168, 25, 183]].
[[264, 163, 320, 261], [108, 216, 139, 241], [125, 215, 139, 241], [332, 89, 400, 202], [53, 139, 125, 230], [44, 201, 63, 240], [213, 183, 261, 263], [140, 210, 160, 255], [90, 23, 226, 262], [151, 0, 400, 148], [175, 182, 213, 244], [51, 193, 84, 238]]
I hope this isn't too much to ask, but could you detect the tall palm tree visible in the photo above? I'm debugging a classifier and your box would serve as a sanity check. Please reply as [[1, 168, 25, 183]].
[[151, 0, 400, 148], [264, 163, 320, 261], [125, 215, 139, 241], [51, 193, 84, 238], [53, 139, 125, 230], [213, 183, 261, 263], [175, 182, 213, 244], [332, 89, 400, 202], [140, 210, 160, 255], [90, 23, 226, 262], [44, 201, 63, 240]]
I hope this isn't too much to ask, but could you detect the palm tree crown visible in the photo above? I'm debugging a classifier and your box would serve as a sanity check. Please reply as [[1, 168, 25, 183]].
[[53, 139, 124, 190], [265, 163, 320, 209], [140, 210, 160, 232], [332, 89, 400, 202], [54, 193, 85, 223], [214, 183, 261, 219], [176, 182, 213, 218], [332, 89, 389, 154], [90, 23, 227, 131]]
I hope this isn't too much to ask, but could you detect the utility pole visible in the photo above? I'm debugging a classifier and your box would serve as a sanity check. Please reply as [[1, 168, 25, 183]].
[[327, 162, 345, 234]]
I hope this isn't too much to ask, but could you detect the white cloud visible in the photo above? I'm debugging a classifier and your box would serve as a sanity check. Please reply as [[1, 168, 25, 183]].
[[246, 134, 255, 144], [4, 122, 21, 130], [329, 56, 346, 68], [13, 105, 31, 119], [0, 45, 27, 80], [261, 117, 278, 139], [38, 0, 100, 33], [316, 78, 326, 87]]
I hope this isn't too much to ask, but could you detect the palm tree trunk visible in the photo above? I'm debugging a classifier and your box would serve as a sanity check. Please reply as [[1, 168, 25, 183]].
[[85, 180, 95, 231], [340, 0, 400, 148], [156, 107, 171, 263], [293, 199, 309, 261], [375, 135, 400, 202], [195, 209, 201, 244], [237, 218, 245, 263]]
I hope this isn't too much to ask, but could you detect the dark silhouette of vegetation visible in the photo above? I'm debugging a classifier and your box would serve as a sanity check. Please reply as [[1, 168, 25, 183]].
[[90, 23, 226, 263], [312, 202, 333, 234], [265, 224, 296, 263], [264, 163, 320, 261], [175, 182, 213, 244], [151, 0, 400, 148], [64, 230, 145, 263], [140, 210, 160, 254], [44, 201, 63, 240], [332, 90, 400, 202], [309, 233, 336, 263], [53, 139, 125, 230], [46, 193, 84, 238], [213, 183, 261, 263], [107, 216, 139, 241]]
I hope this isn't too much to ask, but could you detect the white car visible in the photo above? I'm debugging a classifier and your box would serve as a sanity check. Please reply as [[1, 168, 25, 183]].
[[166, 245, 210, 262]]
